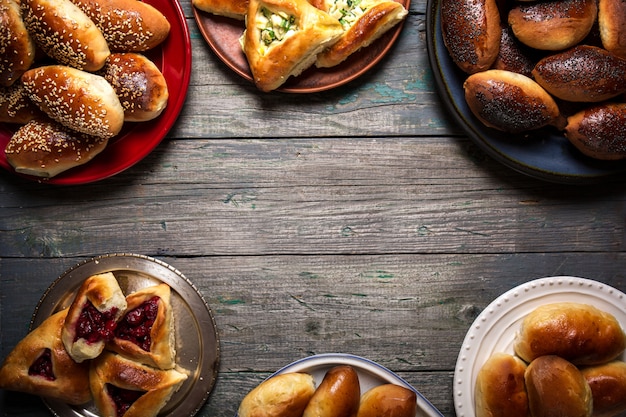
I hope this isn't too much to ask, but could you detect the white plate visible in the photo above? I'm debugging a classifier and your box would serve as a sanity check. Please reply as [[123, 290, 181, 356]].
[[30, 253, 220, 417], [453, 276, 626, 417], [237, 353, 443, 417]]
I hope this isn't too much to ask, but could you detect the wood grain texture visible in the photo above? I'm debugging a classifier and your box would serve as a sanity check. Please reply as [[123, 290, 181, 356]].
[[2, 0, 626, 415]]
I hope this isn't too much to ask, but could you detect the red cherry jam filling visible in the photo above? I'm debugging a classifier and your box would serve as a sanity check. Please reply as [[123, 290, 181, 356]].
[[28, 348, 55, 381], [106, 383, 145, 417], [115, 296, 160, 352], [74, 301, 120, 344]]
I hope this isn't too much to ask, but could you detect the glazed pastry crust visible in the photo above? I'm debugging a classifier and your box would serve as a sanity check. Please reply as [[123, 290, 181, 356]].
[[192, 0, 248, 20], [0, 0, 36, 86], [238, 372, 316, 417], [475, 353, 529, 417]]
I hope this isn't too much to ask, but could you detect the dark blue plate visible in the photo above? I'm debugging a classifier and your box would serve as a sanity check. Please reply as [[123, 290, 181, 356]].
[[425, 0, 626, 184]]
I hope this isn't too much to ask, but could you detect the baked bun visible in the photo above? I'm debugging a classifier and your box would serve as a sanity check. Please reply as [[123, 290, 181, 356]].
[[90, 351, 188, 417], [0, 309, 92, 405], [508, 0, 597, 51], [598, 0, 626, 58], [440, 0, 501, 74], [0, 0, 36, 86], [514, 302, 626, 366], [532, 45, 626, 103], [525, 355, 593, 417], [303, 365, 360, 417], [564, 103, 626, 160], [0, 82, 43, 124], [474, 352, 529, 417], [70, 0, 171, 52], [61, 272, 127, 363], [21, 65, 125, 138], [238, 372, 316, 417], [20, 0, 110, 71], [581, 361, 626, 417], [314, 0, 408, 68], [99, 53, 169, 122], [356, 384, 417, 417], [192, 0, 248, 20], [463, 69, 564, 133], [4, 118, 109, 178], [108, 283, 176, 370], [491, 25, 537, 78], [241, 0, 344, 91]]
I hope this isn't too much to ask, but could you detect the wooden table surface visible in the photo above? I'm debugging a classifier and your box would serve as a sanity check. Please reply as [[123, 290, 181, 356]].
[[2, 0, 626, 415]]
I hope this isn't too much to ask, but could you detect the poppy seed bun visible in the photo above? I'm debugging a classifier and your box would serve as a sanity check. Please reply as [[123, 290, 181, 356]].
[[99, 53, 169, 122], [441, 0, 501, 74], [5, 118, 109, 178], [564, 103, 626, 160], [0, 0, 36, 86], [238, 372, 316, 417], [508, 0, 597, 51], [514, 302, 626, 366], [70, 0, 171, 51], [598, 0, 626, 58], [21, 65, 124, 139], [475, 353, 529, 417], [525, 355, 593, 417], [581, 361, 626, 417], [20, 0, 110, 71], [463, 69, 564, 133], [532, 45, 626, 103]]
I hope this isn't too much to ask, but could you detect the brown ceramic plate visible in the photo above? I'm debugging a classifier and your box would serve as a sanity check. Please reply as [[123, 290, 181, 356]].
[[192, 0, 410, 93], [30, 253, 220, 417]]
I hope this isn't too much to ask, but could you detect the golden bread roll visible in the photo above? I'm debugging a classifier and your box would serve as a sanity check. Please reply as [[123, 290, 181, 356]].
[[474, 353, 529, 417], [192, 0, 248, 20], [0, 82, 43, 124], [532, 45, 626, 103], [440, 0, 501, 74], [508, 0, 597, 51], [0, 309, 92, 405], [99, 53, 169, 122], [463, 69, 564, 133], [525, 355, 593, 417], [61, 272, 127, 363], [70, 0, 171, 52], [108, 283, 176, 370], [238, 372, 316, 417], [21, 65, 125, 138], [20, 0, 110, 71], [90, 351, 188, 417], [356, 384, 417, 417], [241, 0, 344, 91], [0, 0, 36, 86], [598, 0, 626, 58], [581, 361, 626, 417], [514, 302, 626, 365], [303, 365, 360, 417], [564, 103, 626, 160], [314, 0, 408, 68], [491, 25, 536, 78], [4, 118, 109, 177]]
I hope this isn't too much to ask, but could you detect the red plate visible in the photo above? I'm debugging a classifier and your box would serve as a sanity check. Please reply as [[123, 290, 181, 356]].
[[0, 0, 192, 185], [192, 0, 410, 93]]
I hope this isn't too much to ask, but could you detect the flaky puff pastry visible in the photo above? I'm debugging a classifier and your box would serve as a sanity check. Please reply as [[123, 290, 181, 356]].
[[315, 0, 407, 68], [0, 309, 92, 405], [108, 283, 176, 370], [241, 0, 344, 91], [90, 351, 187, 417]]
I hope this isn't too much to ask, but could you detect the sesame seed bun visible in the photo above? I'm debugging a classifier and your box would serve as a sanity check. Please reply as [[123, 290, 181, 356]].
[[4, 118, 109, 178], [0, 81, 43, 124], [21, 65, 125, 139], [70, 0, 171, 52], [20, 0, 110, 71], [0, 0, 36, 86], [99, 53, 169, 122]]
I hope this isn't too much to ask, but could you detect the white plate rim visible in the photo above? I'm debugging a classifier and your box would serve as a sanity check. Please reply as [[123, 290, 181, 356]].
[[237, 353, 443, 417], [453, 276, 626, 417]]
